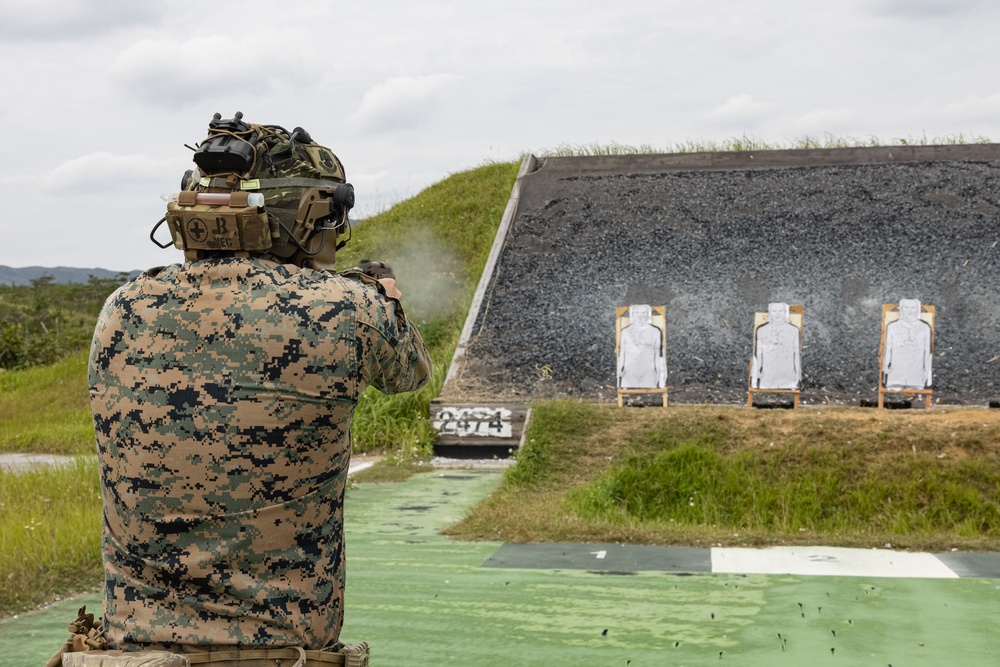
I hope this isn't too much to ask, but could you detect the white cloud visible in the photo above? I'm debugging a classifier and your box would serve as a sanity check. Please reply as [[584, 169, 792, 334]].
[[43, 151, 182, 195], [3, 1, 1000, 270], [346, 170, 390, 195], [872, 0, 987, 19], [0, 0, 161, 39], [350, 74, 463, 133], [793, 107, 863, 135], [708, 95, 775, 126], [111, 36, 311, 109], [940, 92, 1000, 123], [345, 170, 415, 219]]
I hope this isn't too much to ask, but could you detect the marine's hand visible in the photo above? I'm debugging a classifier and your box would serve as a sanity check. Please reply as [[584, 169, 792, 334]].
[[358, 259, 395, 280], [355, 259, 400, 299], [379, 277, 402, 300]]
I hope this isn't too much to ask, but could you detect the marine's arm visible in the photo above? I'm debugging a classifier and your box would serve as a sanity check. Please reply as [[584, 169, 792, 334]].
[[353, 278, 432, 395]]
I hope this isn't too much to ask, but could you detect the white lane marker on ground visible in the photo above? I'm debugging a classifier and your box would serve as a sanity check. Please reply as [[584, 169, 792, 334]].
[[711, 546, 959, 579], [0, 453, 83, 474], [348, 461, 374, 476]]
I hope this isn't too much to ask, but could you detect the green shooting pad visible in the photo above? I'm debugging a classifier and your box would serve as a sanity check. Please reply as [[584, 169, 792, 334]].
[[3, 471, 997, 666]]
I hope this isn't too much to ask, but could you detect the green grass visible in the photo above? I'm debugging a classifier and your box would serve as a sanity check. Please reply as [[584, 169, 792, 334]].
[[341, 160, 521, 456], [446, 402, 1000, 551], [0, 350, 94, 455], [0, 458, 103, 617], [574, 443, 1000, 536]]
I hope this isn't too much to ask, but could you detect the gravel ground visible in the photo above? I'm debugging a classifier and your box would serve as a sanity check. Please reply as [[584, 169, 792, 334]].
[[445, 147, 1000, 406]]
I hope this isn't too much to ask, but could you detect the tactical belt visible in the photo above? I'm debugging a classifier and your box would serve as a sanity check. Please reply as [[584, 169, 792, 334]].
[[60, 644, 370, 667]]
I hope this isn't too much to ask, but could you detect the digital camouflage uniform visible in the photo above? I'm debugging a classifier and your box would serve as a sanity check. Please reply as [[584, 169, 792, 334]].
[[88, 255, 431, 651]]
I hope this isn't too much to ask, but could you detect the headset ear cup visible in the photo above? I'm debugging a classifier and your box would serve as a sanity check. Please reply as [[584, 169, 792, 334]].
[[335, 183, 355, 211]]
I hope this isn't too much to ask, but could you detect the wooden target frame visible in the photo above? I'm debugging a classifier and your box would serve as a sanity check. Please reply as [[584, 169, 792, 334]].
[[878, 303, 935, 409], [747, 305, 804, 409], [615, 305, 668, 408]]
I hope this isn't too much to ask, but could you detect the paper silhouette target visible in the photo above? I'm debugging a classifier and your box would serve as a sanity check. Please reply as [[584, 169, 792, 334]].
[[750, 302, 803, 390], [882, 299, 933, 390], [616, 305, 668, 407]]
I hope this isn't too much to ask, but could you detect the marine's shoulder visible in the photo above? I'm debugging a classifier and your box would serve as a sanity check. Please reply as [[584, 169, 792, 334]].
[[117, 258, 384, 311], [280, 265, 381, 301], [100, 263, 177, 301]]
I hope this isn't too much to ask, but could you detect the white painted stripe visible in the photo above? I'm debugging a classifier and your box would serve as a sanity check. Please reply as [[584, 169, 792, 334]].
[[711, 546, 960, 579], [348, 461, 374, 476], [0, 453, 86, 474]]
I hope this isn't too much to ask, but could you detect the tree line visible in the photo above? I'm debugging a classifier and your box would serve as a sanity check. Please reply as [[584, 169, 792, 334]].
[[0, 274, 129, 370]]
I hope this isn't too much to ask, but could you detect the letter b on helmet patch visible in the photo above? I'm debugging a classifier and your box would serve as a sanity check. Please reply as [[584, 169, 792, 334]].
[[166, 204, 272, 252]]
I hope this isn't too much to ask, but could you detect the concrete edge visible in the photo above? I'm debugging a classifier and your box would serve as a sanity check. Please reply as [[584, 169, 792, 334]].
[[517, 407, 533, 450], [531, 143, 1000, 176], [440, 153, 539, 392]]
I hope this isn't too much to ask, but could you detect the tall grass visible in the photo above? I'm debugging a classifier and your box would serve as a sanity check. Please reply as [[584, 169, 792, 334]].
[[539, 132, 992, 157], [0, 350, 93, 455], [505, 400, 614, 487], [341, 160, 521, 456], [0, 458, 103, 616], [573, 441, 1000, 536], [448, 403, 1000, 550], [350, 342, 451, 456]]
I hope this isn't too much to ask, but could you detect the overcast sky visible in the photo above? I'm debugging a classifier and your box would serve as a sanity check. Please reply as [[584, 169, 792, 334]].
[[2, 0, 999, 271]]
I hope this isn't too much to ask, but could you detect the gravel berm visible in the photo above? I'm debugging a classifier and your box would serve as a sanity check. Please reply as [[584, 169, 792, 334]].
[[442, 146, 1000, 406]]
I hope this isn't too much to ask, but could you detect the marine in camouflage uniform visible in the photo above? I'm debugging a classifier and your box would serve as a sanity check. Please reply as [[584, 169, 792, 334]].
[[88, 115, 431, 652]]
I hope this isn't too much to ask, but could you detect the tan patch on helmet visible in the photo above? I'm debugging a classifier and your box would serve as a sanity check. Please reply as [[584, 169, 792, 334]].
[[303, 145, 345, 181], [166, 202, 272, 252]]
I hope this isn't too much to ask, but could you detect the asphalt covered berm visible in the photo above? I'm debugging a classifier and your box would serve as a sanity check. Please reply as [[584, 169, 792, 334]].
[[444, 146, 1000, 405]]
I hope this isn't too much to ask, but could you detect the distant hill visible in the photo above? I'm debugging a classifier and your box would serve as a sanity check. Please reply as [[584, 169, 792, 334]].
[[0, 265, 138, 286]]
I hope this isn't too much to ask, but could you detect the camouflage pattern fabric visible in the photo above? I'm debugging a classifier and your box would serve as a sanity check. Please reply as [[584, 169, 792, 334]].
[[184, 123, 352, 253], [88, 256, 432, 650]]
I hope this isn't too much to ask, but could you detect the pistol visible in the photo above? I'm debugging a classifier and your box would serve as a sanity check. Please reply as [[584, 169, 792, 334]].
[[357, 259, 395, 280]]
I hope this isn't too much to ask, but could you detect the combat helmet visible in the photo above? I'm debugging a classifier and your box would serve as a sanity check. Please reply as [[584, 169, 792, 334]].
[[153, 112, 355, 268]]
